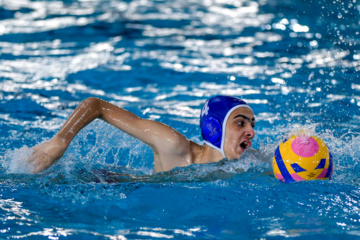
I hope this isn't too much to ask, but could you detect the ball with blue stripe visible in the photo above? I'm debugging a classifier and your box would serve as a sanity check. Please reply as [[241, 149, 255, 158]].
[[272, 135, 334, 183]]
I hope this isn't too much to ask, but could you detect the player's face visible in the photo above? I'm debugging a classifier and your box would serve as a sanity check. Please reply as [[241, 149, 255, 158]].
[[223, 107, 255, 160]]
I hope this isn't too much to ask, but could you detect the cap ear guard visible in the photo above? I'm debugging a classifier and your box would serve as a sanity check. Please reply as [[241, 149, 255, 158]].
[[200, 95, 253, 158], [201, 116, 222, 148]]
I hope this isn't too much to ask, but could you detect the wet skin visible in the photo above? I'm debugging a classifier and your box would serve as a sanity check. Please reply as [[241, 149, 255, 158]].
[[28, 97, 256, 174], [223, 107, 255, 160]]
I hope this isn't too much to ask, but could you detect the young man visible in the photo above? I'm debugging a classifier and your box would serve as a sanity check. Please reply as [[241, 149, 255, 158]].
[[28, 95, 255, 174]]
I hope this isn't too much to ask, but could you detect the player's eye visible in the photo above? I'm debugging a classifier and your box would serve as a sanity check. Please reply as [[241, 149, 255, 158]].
[[237, 121, 244, 127]]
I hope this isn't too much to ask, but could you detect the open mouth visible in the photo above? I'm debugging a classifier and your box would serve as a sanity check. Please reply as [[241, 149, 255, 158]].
[[240, 141, 249, 150]]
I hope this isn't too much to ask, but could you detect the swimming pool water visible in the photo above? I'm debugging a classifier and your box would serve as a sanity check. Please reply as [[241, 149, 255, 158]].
[[1, 0, 360, 239]]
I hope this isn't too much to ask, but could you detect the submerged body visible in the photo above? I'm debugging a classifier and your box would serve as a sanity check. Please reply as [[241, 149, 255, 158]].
[[29, 97, 255, 173]]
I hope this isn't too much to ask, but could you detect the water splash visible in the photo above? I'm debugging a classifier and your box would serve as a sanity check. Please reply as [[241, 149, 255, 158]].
[[1, 0, 360, 238], [4, 145, 36, 174]]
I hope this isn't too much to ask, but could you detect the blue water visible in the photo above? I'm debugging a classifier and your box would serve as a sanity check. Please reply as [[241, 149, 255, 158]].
[[1, 0, 360, 239]]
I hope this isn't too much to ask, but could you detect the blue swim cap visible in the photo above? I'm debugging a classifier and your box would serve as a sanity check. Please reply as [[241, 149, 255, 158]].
[[200, 95, 252, 157]]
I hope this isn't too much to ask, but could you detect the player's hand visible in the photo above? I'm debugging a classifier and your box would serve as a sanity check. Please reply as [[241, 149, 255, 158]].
[[29, 136, 67, 174]]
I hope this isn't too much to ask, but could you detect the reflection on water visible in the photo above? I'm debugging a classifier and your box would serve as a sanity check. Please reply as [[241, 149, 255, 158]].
[[1, 0, 360, 239], [0, 0, 359, 129]]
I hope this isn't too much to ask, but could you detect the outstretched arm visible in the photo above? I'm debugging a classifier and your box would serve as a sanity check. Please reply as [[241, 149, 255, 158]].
[[29, 97, 190, 173]]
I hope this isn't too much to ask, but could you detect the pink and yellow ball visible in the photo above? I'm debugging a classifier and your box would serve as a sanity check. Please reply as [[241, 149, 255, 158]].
[[272, 135, 334, 183]]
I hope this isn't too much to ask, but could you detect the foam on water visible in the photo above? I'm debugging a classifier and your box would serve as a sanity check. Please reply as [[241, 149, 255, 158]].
[[3, 121, 356, 185], [1, 0, 360, 238], [2, 113, 360, 239], [4, 145, 35, 174]]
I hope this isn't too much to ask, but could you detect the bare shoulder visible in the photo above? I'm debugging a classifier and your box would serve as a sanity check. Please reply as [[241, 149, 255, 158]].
[[141, 121, 203, 172], [140, 119, 191, 155]]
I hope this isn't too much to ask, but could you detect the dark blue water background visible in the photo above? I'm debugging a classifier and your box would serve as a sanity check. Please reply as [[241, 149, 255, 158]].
[[1, 0, 360, 239]]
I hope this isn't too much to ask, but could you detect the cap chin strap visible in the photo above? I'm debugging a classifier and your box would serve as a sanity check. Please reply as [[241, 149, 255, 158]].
[[204, 140, 226, 158], [204, 104, 253, 159]]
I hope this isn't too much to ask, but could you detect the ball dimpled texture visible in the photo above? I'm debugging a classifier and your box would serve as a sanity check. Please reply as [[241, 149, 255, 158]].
[[272, 135, 334, 183]]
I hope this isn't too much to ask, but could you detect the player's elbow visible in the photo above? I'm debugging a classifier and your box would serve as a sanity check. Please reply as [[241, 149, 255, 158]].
[[82, 97, 102, 117], [83, 97, 100, 105]]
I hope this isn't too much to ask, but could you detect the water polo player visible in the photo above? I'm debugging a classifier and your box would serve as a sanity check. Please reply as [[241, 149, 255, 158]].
[[28, 95, 255, 174]]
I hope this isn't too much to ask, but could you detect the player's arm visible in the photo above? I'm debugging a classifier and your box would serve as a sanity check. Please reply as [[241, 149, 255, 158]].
[[29, 97, 190, 173]]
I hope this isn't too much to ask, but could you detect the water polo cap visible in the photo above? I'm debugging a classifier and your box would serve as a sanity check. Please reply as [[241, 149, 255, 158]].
[[200, 95, 252, 158]]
